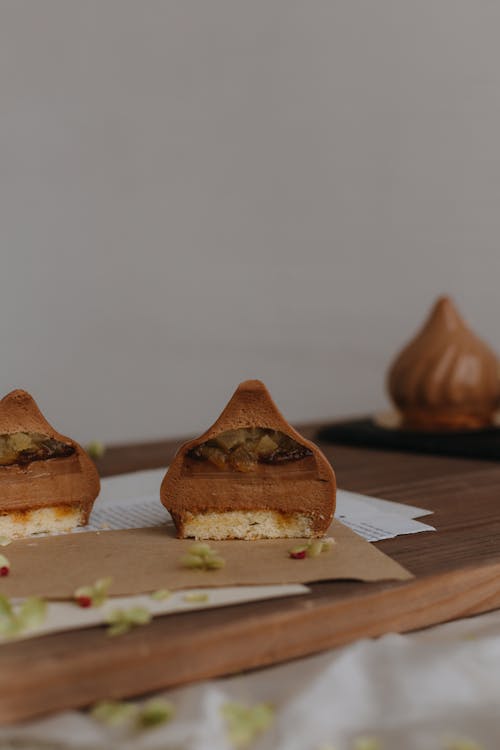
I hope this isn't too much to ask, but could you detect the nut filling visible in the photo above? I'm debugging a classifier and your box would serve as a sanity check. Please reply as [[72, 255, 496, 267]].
[[188, 427, 313, 473], [0, 432, 75, 467]]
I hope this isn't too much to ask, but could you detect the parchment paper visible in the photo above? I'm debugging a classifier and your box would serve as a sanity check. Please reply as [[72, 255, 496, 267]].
[[0, 519, 412, 599]]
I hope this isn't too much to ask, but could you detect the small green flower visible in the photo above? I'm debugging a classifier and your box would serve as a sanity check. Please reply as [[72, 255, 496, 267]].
[[306, 540, 324, 558], [289, 537, 336, 560], [181, 543, 225, 571], [0, 595, 17, 638], [17, 598, 47, 629], [221, 702, 274, 748], [74, 577, 113, 608], [0, 595, 13, 618], [150, 589, 172, 601], [137, 699, 175, 728], [91, 698, 175, 731], [0, 594, 47, 639], [0, 536, 11, 547], [86, 441, 106, 460], [183, 592, 209, 604], [189, 543, 213, 556], [91, 700, 137, 726], [105, 606, 152, 636]]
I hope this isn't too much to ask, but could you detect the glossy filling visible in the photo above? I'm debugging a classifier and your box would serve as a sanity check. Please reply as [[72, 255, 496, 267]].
[[187, 427, 312, 473], [0, 432, 75, 467]]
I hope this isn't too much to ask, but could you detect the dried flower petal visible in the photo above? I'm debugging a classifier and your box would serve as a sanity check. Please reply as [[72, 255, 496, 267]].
[[221, 702, 274, 748], [181, 553, 206, 569], [74, 577, 113, 608], [17, 598, 47, 629], [91, 700, 137, 726], [183, 592, 209, 603], [86, 441, 106, 460], [150, 589, 172, 601], [289, 544, 308, 559], [307, 540, 324, 558], [91, 698, 175, 731], [288, 538, 336, 560], [0, 595, 14, 618], [0, 594, 16, 637], [0, 594, 47, 639], [181, 544, 226, 571], [322, 537, 336, 549], [0, 554, 10, 576], [189, 543, 213, 556], [137, 699, 174, 728], [105, 606, 152, 636]]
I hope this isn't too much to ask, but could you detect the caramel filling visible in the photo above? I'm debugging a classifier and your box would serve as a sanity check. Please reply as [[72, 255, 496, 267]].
[[0, 432, 75, 467], [188, 428, 312, 473]]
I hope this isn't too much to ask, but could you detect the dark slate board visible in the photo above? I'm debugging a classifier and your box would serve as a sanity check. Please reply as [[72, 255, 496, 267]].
[[317, 418, 500, 461]]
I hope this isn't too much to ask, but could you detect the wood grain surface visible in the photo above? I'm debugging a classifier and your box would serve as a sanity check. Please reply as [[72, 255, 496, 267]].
[[2, 422, 500, 724]]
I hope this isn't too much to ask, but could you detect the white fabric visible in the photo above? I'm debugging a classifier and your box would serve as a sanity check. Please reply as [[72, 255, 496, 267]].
[[3, 608, 500, 749]]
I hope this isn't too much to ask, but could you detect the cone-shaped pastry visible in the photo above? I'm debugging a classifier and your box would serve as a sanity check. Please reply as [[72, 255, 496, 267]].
[[387, 297, 500, 430], [0, 390, 100, 538], [161, 380, 336, 540]]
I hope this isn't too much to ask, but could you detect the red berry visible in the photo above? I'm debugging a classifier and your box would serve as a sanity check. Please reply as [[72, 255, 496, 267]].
[[0, 566, 9, 576], [77, 595, 92, 608], [289, 550, 307, 560]]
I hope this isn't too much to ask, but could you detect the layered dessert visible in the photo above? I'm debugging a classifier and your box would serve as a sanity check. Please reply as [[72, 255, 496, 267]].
[[0, 390, 100, 538], [161, 380, 336, 540]]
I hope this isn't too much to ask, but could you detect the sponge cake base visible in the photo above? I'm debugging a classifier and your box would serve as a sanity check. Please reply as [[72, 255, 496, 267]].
[[173, 509, 318, 540], [0, 506, 86, 539]]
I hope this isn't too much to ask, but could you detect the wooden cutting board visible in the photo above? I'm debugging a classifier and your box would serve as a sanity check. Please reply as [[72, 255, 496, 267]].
[[2, 422, 500, 724]]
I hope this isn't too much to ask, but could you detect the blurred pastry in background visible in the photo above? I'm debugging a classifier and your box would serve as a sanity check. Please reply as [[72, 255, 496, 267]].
[[387, 296, 500, 431]]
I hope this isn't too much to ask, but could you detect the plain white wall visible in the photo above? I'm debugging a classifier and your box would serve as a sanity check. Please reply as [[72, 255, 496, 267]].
[[1, 1, 500, 444]]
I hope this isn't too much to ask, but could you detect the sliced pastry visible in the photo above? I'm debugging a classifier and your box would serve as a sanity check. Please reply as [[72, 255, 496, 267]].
[[161, 380, 336, 540], [0, 390, 100, 538]]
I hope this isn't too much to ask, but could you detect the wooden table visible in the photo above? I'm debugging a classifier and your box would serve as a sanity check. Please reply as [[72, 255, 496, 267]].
[[2, 424, 500, 724]]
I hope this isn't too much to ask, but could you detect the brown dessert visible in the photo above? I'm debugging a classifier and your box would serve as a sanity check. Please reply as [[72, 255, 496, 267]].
[[387, 296, 500, 431], [0, 390, 100, 538], [161, 380, 336, 540]]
